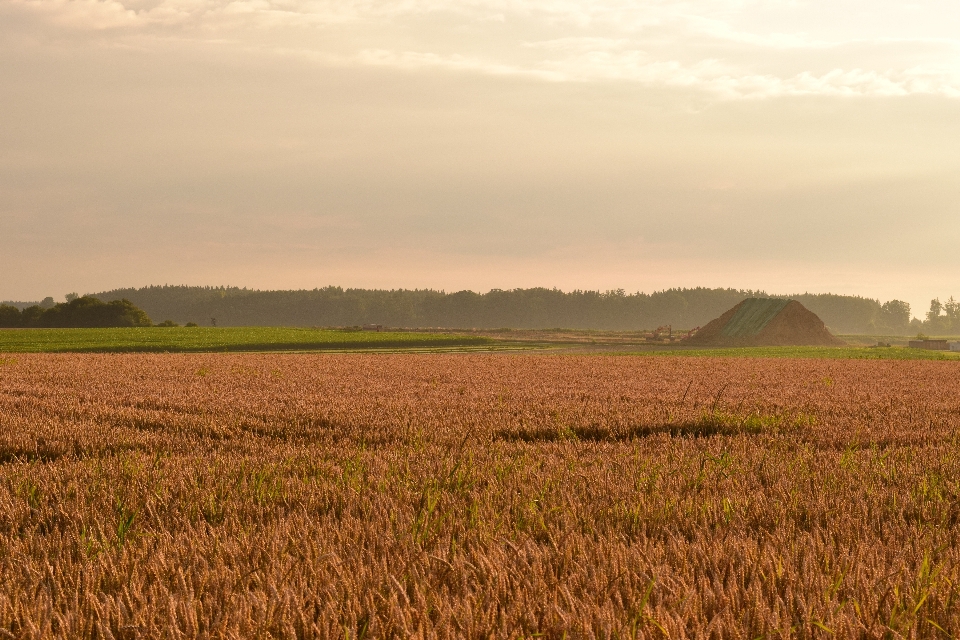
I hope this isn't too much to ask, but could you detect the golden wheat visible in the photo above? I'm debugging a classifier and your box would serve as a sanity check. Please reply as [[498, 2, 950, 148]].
[[1, 354, 959, 638]]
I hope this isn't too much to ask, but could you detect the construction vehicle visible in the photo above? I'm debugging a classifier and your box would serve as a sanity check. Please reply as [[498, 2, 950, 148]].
[[643, 325, 700, 343], [683, 326, 700, 339], [645, 325, 673, 342]]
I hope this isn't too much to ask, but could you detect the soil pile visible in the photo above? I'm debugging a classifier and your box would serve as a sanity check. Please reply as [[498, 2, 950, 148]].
[[683, 298, 845, 347]]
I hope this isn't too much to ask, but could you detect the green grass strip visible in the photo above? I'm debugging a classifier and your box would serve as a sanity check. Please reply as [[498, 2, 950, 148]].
[[611, 345, 960, 360], [0, 327, 490, 353]]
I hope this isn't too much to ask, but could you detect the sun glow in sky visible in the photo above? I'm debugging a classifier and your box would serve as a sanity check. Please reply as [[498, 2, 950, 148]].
[[2, 0, 959, 313]]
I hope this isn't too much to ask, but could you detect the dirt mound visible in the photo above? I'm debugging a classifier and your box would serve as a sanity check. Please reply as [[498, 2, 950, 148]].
[[683, 298, 844, 347]]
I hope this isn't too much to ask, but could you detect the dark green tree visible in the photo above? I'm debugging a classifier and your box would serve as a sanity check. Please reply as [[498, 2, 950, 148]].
[[0, 304, 21, 328], [944, 297, 959, 323], [876, 300, 911, 333], [34, 297, 152, 328], [20, 306, 45, 326], [923, 297, 955, 335]]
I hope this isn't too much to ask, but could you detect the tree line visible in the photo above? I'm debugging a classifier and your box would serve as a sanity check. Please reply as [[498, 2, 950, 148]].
[[924, 297, 960, 336], [4, 286, 950, 334], [0, 296, 152, 328], [3, 285, 923, 334]]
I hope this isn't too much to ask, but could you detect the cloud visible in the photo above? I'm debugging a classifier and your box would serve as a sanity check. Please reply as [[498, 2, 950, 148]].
[[354, 49, 565, 81], [3, 0, 960, 99]]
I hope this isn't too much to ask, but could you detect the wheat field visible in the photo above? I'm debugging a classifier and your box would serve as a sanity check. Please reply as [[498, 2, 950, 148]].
[[2, 354, 959, 638]]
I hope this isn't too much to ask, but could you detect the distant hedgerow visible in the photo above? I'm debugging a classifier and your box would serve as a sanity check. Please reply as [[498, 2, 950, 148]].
[[0, 296, 152, 328]]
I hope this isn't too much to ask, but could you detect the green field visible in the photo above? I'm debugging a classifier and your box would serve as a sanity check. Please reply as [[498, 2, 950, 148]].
[[0, 327, 492, 353], [2, 327, 957, 359], [628, 345, 960, 360]]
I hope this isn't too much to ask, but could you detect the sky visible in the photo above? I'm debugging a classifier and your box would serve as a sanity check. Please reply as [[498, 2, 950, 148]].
[[1, 0, 959, 316]]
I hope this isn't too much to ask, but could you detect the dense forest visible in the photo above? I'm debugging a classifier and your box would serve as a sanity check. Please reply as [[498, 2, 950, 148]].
[[0, 285, 915, 334], [0, 296, 152, 328], [4, 287, 949, 334]]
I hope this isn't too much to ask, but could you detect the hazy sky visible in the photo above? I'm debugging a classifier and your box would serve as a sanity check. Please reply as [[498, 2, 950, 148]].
[[2, 0, 958, 315]]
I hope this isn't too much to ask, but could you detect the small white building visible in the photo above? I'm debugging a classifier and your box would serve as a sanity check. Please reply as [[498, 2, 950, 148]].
[[951, 342, 960, 352]]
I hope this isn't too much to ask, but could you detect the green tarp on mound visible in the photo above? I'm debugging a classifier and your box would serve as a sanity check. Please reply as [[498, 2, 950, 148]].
[[683, 297, 844, 347], [719, 298, 791, 338]]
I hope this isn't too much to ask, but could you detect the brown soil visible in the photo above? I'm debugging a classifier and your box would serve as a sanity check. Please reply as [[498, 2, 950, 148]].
[[681, 303, 741, 346], [756, 300, 845, 346], [683, 299, 845, 347]]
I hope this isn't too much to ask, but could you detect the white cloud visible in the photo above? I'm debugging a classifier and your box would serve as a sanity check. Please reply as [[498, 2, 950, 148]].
[[4, 0, 960, 98], [355, 49, 566, 81]]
